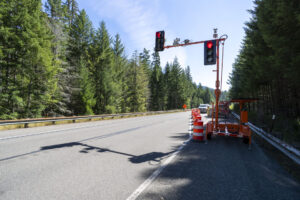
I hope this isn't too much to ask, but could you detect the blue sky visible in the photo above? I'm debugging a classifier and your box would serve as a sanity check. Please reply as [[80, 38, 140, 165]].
[[45, 0, 255, 91]]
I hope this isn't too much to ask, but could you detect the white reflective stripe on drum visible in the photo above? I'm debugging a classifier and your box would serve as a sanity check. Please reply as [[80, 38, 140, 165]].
[[193, 126, 203, 129], [193, 132, 203, 136]]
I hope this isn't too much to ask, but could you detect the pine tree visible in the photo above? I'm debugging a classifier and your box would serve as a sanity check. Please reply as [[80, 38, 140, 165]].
[[140, 48, 152, 78], [0, 0, 58, 119], [183, 66, 194, 108], [203, 88, 211, 104], [125, 51, 149, 112], [45, 0, 65, 20], [44, 0, 73, 116], [90, 21, 114, 114], [80, 63, 96, 115], [162, 62, 171, 109], [166, 57, 186, 109], [112, 34, 127, 113], [0, 0, 21, 119], [191, 83, 204, 108], [149, 51, 164, 110], [66, 9, 95, 115], [63, 0, 79, 27]]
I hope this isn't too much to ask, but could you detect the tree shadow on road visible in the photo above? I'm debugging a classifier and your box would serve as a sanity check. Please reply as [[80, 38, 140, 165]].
[[40, 142, 176, 164], [169, 134, 190, 141], [0, 128, 182, 162], [0, 129, 185, 164]]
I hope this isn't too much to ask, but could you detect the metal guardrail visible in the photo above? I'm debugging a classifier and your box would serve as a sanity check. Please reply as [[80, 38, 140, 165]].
[[232, 112, 300, 165], [0, 110, 181, 127]]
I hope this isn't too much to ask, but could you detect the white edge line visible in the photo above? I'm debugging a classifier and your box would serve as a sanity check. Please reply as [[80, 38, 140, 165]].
[[126, 137, 191, 200], [126, 115, 193, 200]]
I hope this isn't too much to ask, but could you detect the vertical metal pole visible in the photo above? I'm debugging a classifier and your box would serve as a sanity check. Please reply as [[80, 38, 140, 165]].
[[215, 40, 220, 130], [212, 102, 214, 128], [239, 103, 243, 125], [238, 102, 243, 133]]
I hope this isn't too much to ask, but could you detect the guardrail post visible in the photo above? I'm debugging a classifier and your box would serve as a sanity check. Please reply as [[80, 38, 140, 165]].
[[232, 111, 300, 164]]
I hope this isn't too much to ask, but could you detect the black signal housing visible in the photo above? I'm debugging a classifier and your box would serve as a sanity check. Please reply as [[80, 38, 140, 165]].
[[204, 40, 216, 65], [155, 31, 165, 52]]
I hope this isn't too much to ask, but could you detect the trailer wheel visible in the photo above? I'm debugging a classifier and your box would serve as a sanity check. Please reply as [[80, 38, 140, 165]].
[[243, 137, 249, 144], [207, 133, 212, 140]]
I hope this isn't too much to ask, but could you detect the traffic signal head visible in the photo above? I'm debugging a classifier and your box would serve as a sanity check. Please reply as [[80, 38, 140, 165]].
[[155, 31, 165, 51], [204, 40, 216, 65]]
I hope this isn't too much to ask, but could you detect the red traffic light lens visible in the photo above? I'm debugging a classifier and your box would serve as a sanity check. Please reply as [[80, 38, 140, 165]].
[[207, 41, 213, 48], [156, 32, 161, 38]]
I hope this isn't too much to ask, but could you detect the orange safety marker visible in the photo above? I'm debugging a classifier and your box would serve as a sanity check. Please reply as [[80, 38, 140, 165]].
[[192, 108, 201, 121], [193, 119, 204, 141], [193, 113, 201, 122]]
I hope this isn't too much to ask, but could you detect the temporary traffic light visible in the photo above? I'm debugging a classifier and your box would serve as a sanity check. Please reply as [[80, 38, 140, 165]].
[[204, 40, 216, 65], [155, 31, 165, 51]]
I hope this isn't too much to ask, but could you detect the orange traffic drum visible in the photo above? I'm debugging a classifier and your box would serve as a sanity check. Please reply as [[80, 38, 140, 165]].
[[193, 119, 204, 141]]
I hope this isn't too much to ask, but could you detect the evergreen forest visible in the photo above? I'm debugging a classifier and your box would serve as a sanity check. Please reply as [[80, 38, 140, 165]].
[[228, 0, 300, 142], [0, 0, 214, 119]]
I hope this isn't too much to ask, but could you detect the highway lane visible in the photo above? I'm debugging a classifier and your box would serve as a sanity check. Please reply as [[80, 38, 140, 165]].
[[0, 112, 191, 200], [1, 112, 299, 200], [137, 116, 300, 200]]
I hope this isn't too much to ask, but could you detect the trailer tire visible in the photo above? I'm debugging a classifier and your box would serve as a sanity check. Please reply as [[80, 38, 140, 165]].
[[243, 137, 249, 144], [207, 133, 212, 140]]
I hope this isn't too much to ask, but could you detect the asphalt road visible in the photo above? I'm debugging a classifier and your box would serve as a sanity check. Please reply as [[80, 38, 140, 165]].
[[0, 112, 299, 200]]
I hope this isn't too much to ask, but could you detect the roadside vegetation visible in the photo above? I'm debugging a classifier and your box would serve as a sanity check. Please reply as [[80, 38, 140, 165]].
[[228, 0, 300, 146], [0, 0, 214, 120]]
